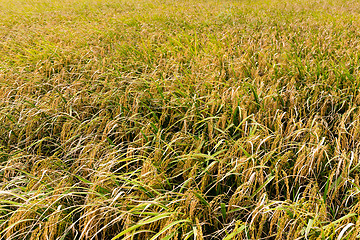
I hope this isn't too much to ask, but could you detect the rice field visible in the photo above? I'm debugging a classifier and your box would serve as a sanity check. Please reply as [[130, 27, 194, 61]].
[[1, 0, 360, 239]]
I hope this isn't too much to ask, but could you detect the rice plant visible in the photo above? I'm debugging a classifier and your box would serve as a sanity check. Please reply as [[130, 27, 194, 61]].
[[1, 0, 360, 239]]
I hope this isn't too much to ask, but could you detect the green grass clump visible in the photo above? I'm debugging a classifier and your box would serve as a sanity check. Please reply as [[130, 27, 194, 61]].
[[1, 0, 360, 239]]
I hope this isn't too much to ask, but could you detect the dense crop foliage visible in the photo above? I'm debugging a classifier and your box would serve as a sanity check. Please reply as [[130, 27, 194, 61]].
[[1, 0, 360, 239]]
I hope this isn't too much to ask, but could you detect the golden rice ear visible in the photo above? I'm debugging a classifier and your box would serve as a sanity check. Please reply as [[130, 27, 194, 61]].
[[254, 210, 268, 239], [281, 170, 290, 200], [195, 217, 204, 240], [29, 227, 43, 240]]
